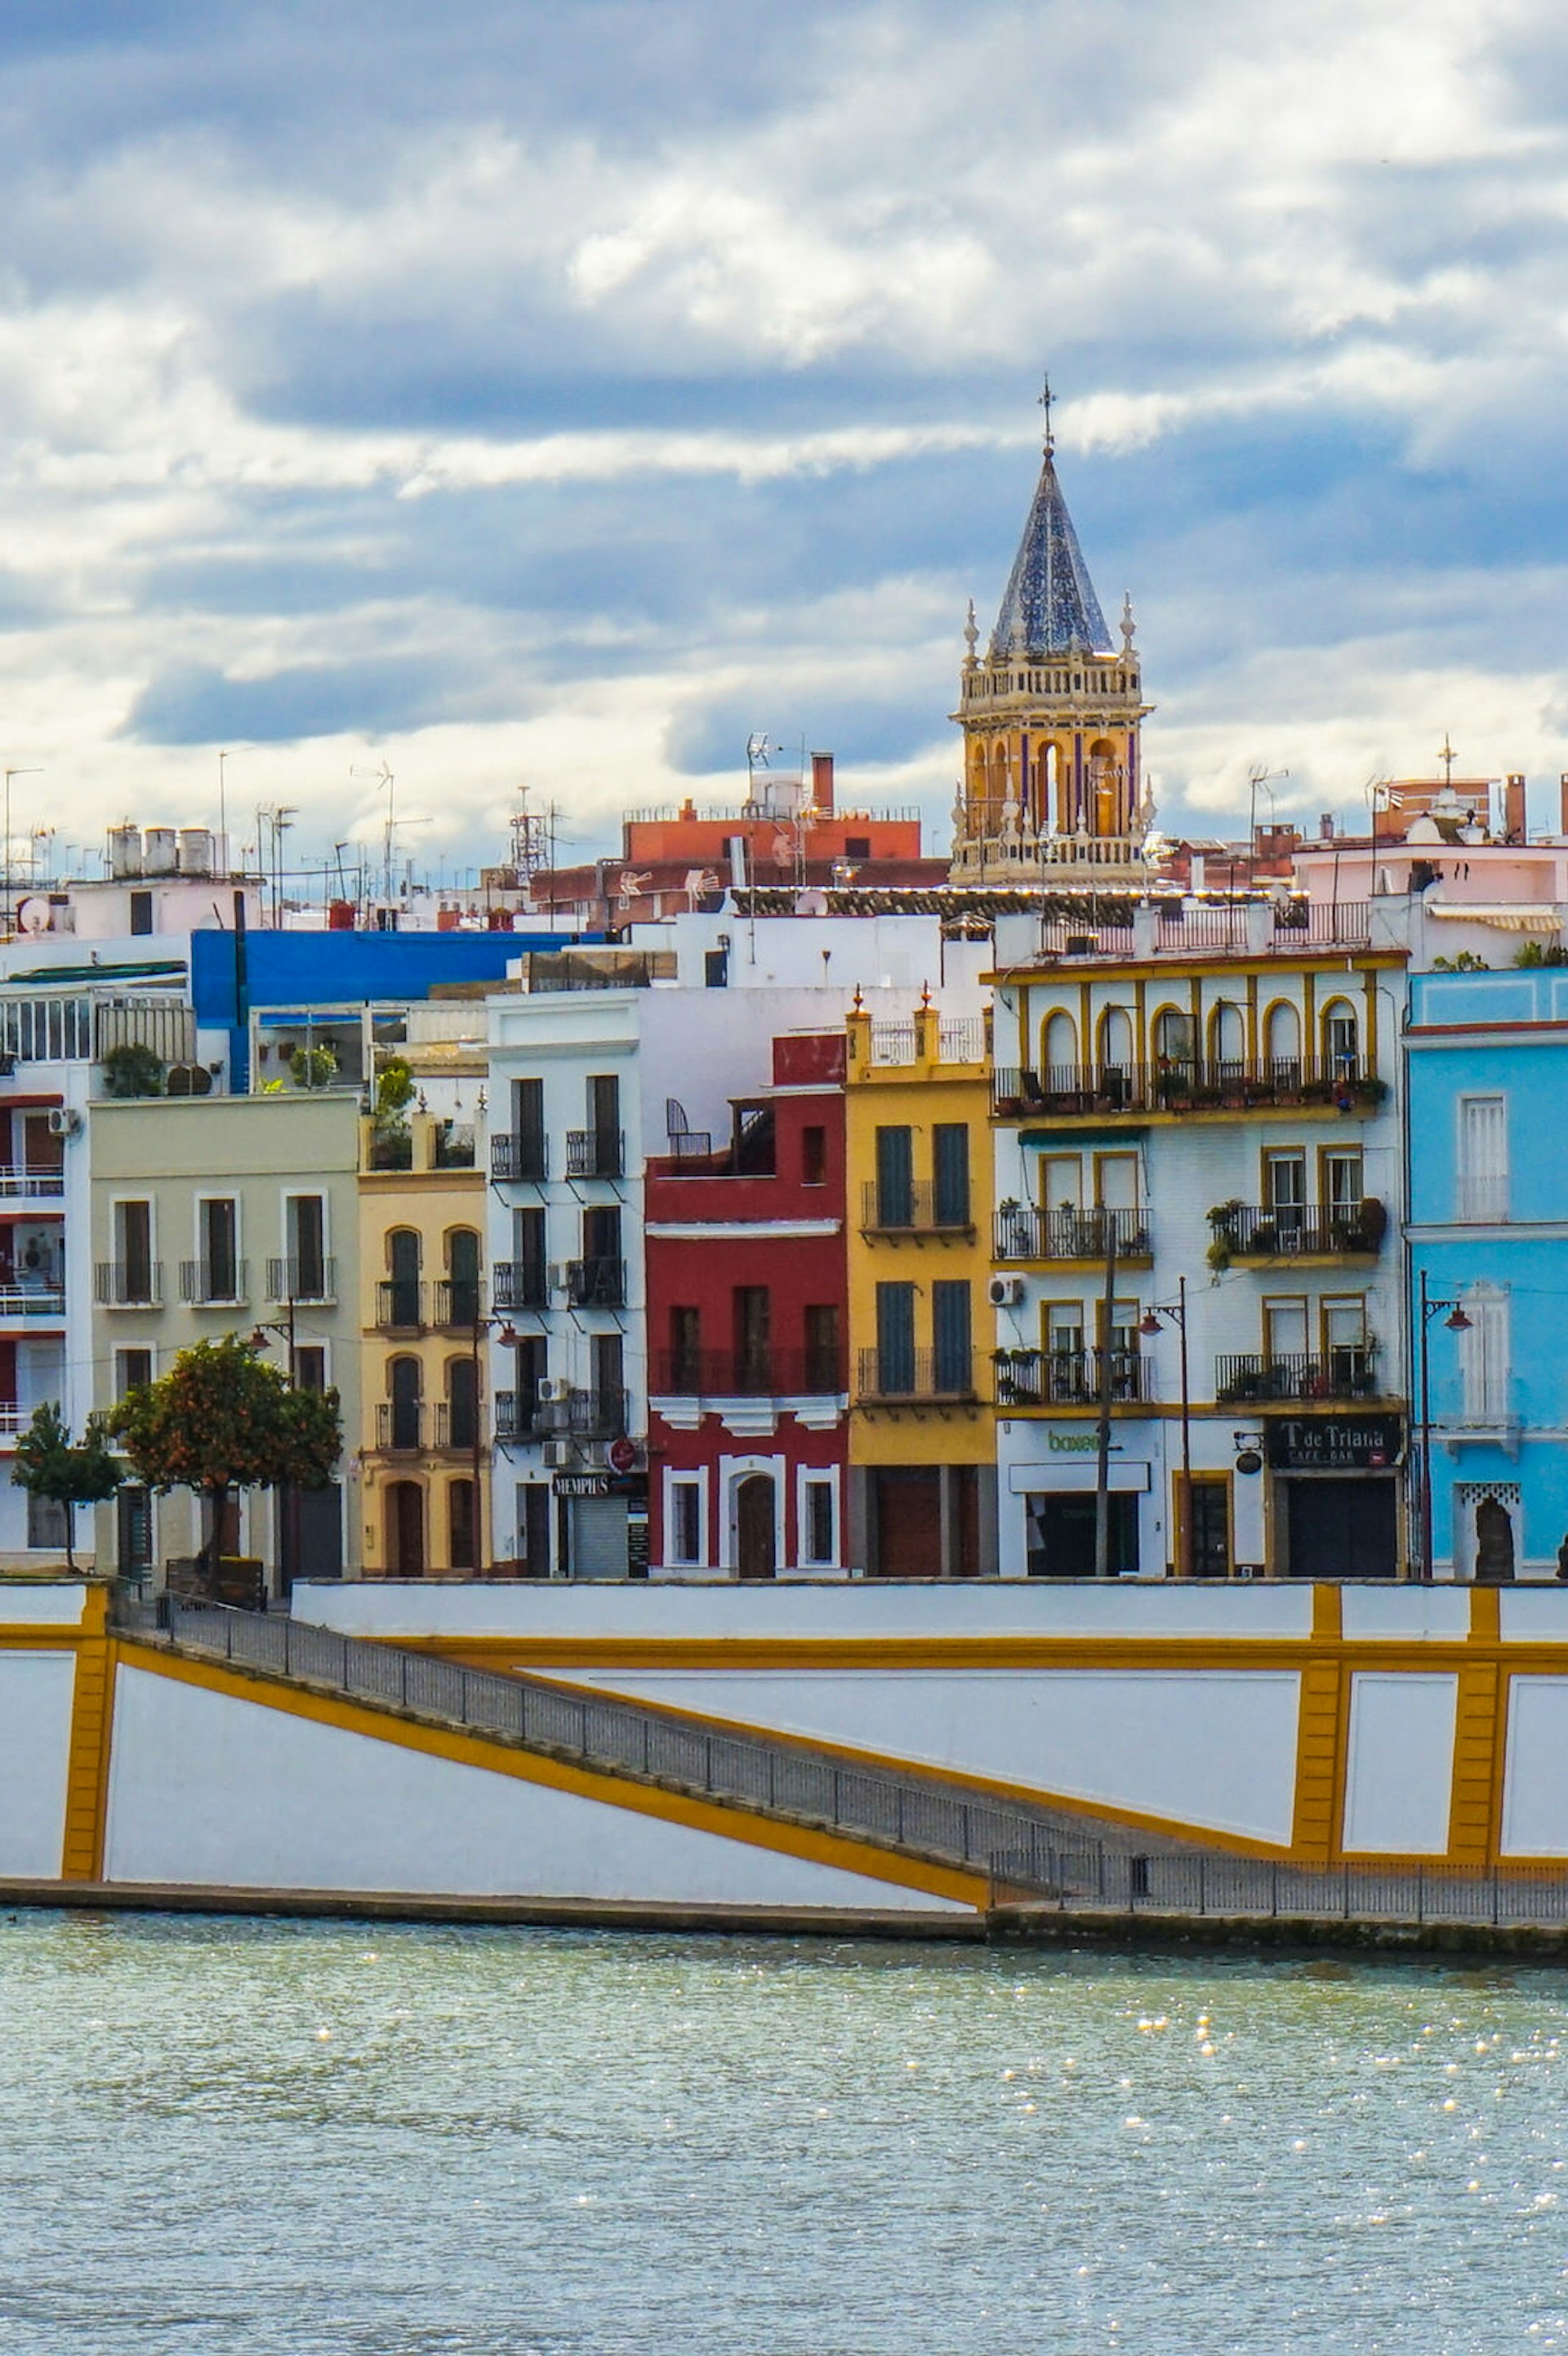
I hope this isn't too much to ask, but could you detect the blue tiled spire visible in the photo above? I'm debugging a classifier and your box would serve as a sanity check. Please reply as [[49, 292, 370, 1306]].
[[989, 439, 1111, 661]]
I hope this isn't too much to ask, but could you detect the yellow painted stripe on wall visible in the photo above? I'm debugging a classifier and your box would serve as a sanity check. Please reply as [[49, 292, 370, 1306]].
[[1294, 1584, 1343, 1864], [119, 1641, 985, 1909], [60, 1639, 115, 1882]]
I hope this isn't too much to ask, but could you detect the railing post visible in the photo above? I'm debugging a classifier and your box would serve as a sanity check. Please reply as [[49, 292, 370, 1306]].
[[283, 1617, 292, 1677], [1197, 1856, 1207, 1916], [1270, 1860, 1278, 1918], [401, 1653, 409, 1709]]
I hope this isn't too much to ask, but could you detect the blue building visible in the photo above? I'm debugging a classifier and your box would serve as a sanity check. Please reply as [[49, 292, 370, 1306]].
[[1407, 968, 1568, 1583]]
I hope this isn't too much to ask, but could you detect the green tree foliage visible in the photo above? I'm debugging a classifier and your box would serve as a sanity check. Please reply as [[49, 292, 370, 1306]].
[[11, 1401, 122, 1570], [100, 1040, 165, 1098], [109, 1334, 341, 1579]]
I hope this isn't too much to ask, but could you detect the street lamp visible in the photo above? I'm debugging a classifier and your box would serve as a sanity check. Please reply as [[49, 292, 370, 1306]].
[[1140, 1274, 1192, 1575], [249, 1311, 301, 1594], [1417, 1271, 1472, 1583], [470, 1307, 518, 1574]]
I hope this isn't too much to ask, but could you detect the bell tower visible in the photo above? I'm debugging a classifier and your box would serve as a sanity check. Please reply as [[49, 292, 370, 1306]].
[[951, 384, 1153, 882]]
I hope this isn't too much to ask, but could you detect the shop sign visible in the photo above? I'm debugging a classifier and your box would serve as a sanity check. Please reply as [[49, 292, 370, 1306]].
[[554, 1473, 610, 1498], [1265, 1416, 1404, 1472], [1044, 1429, 1121, 1455]]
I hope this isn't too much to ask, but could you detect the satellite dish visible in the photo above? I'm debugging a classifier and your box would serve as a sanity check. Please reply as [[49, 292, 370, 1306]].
[[16, 898, 49, 934]]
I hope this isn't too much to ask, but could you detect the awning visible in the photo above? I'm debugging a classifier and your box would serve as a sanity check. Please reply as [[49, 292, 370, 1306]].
[[1425, 902, 1561, 933]]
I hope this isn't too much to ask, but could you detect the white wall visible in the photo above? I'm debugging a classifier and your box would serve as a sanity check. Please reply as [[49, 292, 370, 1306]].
[[566, 1665, 1303, 1846], [0, 1651, 75, 1873], [1341, 1672, 1457, 1853], [1501, 1676, 1568, 1856], [103, 1665, 969, 1910]]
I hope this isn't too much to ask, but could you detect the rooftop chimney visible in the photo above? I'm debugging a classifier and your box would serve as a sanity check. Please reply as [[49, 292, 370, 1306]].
[[811, 751, 835, 816], [1505, 773, 1526, 845], [1319, 813, 1335, 840]]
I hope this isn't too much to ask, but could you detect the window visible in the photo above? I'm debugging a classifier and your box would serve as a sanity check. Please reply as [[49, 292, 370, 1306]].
[[587, 1074, 621, 1176], [1042, 1010, 1076, 1076], [874, 1126, 913, 1227], [129, 890, 153, 937], [510, 1334, 546, 1436], [875, 1281, 915, 1393], [514, 1208, 547, 1307], [285, 1194, 327, 1300], [1040, 1153, 1082, 1210], [27, 1492, 67, 1550], [733, 1286, 769, 1390], [804, 1303, 840, 1391], [669, 1305, 702, 1392], [385, 1227, 421, 1328], [1322, 1297, 1370, 1389], [115, 1347, 152, 1399], [1094, 1153, 1138, 1216], [1153, 1008, 1196, 1067], [1264, 1000, 1301, 1073], [1263, 1151, 1306, 1245], [1323, 1000, 1359, 1075], [704, 948, 728, 989], [1102, 1294, 1142, 1400], [109, 1200, 154, 1304], [1209, 1000, 1245, 1070], [591, 1332, 624, 1427], [801, 1125, 826, 1187], [670, 1479, 702, 1565], [446, 1227, 481, 1328], [1323, 1149, 1364, 1212], [448, 1479, 476, 1571], [511, 1077, 546, 1179], [198, 1197, 239, 1300], [446, 1357, 478, 1451], [1461, 1285, 1510, 1425], [387, 1356, 421, 1451], [295, 1346, 327, 1393], [1459, 1094, 1508, 1222], [932, 1280, 972, 1395], [803, 1477, 835, 1565], [1263, 1297, 1308, 1360], [933, 1125, 970, 1227]]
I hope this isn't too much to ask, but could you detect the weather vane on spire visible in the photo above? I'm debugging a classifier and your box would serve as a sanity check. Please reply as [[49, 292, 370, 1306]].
[[1438, 733, 1457, 786], [1038, 373, 1054, 456]]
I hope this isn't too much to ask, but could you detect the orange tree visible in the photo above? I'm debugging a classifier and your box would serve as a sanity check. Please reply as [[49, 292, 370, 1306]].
[[109, 1334, 341, 1580]]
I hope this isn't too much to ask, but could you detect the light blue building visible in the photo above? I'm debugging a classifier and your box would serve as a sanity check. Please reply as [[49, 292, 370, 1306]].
[[1407, 968, 1568, 1583]]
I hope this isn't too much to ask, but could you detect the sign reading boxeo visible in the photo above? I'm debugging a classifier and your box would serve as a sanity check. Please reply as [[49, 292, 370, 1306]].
[[1266, 1415, 1405, 1472]]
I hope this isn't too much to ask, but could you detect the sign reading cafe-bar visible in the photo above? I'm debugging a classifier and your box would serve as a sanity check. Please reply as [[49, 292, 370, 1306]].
[[1265, 1416, 1405, 1472]]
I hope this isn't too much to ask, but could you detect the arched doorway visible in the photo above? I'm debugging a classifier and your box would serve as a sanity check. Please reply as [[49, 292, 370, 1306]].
[[735, 1475, 777, 1581], [1475, 1495, 1516, 1583], [385, 1481, 425, 1576]]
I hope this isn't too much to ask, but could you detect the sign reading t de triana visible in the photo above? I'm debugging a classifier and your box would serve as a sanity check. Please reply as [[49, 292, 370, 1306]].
[[1265, 1417, 1405, 1472]]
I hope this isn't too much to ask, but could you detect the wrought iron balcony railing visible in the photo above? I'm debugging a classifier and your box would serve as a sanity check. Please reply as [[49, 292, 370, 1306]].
[[566, 1129, 625, 1180], [375, 1280, 425, 1332], [856, 1346, 975, 1403], [266, 1255, 337, 1305], [565, 1256, 626, 1308], [432, 1279, 483, 1329], [993, 1205, 1151, 1262], [179, 1258, 251, 1306], [491, 1133, 549, 1182], [992, 1059, 1382, 1118], [375, 1401, 425, 1452], [95, 1260, 163, 1308], [859, 1180, 973, 1234], [994, 1347, 1152, 1407], [650, 1347, 848, 1397], [1214, 1347, 1382, 1405], [1208, 1200, 1387, 1258], [492, 1261, 548, 1312]]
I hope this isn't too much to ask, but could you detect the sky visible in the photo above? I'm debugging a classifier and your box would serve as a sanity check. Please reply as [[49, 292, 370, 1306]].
[[4, 0, 1568, 883]]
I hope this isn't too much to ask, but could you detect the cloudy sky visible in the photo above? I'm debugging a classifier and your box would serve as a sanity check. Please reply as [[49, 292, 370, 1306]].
[[4, 0, 1568, 883]]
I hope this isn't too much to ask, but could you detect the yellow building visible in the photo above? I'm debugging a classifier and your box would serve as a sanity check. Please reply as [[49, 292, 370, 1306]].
[[844, 995, 996, 1576], [359, 1107, 490, 1579]]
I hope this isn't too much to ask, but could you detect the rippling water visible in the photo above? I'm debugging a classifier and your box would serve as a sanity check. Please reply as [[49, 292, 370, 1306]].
[[1, 1912, 1566, 2353]]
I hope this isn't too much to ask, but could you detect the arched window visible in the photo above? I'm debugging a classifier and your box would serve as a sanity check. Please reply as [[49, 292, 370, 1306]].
[[1041, 1009, 1077, 1083], [1089, 738, 1120, 835], [445, 1355, 479, 1452], [1264, 1000, 1301, 1078], [1096, 1005, 1135, 1107], [445, 1226, 481, 1329], [387, 1355, 421, 1452], [385, 1227, 421, 1329], [1209, 1000, 1245, 1075], [1153, 1005, 1196, 1068], [1322, 999, 1359, 1075]]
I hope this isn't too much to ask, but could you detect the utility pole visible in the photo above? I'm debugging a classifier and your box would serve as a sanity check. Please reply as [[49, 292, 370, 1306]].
[[1094, 1221, 1119, 1579]]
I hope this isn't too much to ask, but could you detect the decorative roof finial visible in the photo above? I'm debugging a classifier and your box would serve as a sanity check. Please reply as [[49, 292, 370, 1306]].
[[963, 598, 978, 660], [1038, 372, 1054, 457], [1439, 733, 1456, 786], [1120, 591, 1136, 652]]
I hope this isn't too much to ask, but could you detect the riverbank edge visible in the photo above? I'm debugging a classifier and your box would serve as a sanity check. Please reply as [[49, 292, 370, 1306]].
[[3, 1879, 1568, 1961]]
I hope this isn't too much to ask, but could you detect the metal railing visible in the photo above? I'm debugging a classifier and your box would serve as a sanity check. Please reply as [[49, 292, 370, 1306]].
[[491, 1134, 549, 1182], [649, 1347, 847, 1397], [374, 1402, 425, 1451], [860, 1180, 972, 1234], [0, 1166, 64, 1197], [179, 1258, 250, 1307], [375, 1280, 425, 1332], [566, 1256, 625, 1308], [95, 1260, 162, 1308], [938, 1017, 986, 1063], [868, 1022, 918, 1065], [432, 1280, 483, 1329], [858, 1347, 975, 1402], [266, 1256, 336, 1306], [992, 1059, 1380, 1117], [492, 1262, 548, 1312], [494, 1390, 532, 1441], [0, 1284, 65, 1318], [566, 1130, 625, 1180], [432, 1401, 480, 1451], [995, 1206, 1150, 1262], [1039, 920, 1137, 960], [534, 1385, 628, 1437], [995, 1347, 1152, 1407], [121, 1597, 1568, 1930], [1210, 1201, 1386, 1257], [1215, 1347, 1383, 1404]]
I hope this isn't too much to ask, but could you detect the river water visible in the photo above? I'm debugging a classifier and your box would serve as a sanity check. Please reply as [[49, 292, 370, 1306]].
[[1, 1913, 1565, 2354]]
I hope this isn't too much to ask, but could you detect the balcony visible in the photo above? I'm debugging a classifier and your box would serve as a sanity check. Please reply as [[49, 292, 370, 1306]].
[[0, 1168, 64, 1200], [492, 1134, 549, 1182], [994, 1347, 1152, 1408], [650, 1347, 848, 1397], [492, 1261, 548, 1312], [432, 1279, 483, 1330], [994, 1205, 1152, 1263], [534, 1386, 628, 1437], [859, 1181, 973, 1236], [991, 1059, 1384, 1120], [179, 1258, 251, 1307], [432, 1120, 475, 1169], [565, 1256, 625, 1308], [1209, 1200, 1386, 1262], [375, 1280, 425, 1333], [495, 1390, 533, 1441], [375, 1402, 425, 1452], [1215, 1347, 1383, 1405], [0, 1285, 65, 1321], [95, 1261, 162, 1309], [857, 1347, 976, 1404], [566, 1129, 625, 1180], [432, 1401, 481, 1452], [0, 1403, 30, 1441], [266, 1255, 337, 1306]]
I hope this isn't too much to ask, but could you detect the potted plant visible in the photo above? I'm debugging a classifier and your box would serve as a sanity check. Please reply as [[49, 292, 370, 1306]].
[[1205, 1200, 1242, 1273]]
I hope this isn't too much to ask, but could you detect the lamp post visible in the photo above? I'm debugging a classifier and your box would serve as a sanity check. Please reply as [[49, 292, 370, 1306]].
[[470, 1303, 518, 1575], [249, 1303, 299, 1595], [1140, 1274, 1192, 1574], [1418, 1270, 1471, 1583]]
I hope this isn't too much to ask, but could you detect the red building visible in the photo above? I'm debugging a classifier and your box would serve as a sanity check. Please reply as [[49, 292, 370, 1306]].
[[646, 1031, 849, 1578]]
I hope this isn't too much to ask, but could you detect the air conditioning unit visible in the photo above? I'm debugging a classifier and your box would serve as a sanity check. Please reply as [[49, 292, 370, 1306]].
[[47, 1107, 81, 1138], [541, 1441, 572, 1469], [547, 1262, 572, 1290], [536, 1376, 570, 1404], [987, 1275, 1025, 1308]]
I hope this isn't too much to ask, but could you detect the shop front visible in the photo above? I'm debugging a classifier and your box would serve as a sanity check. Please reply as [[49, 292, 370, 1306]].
[[554, 1468, 650, 1578], [1266, 1414, 1404, 1580], [1005, 1427, 1154, 1578]]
